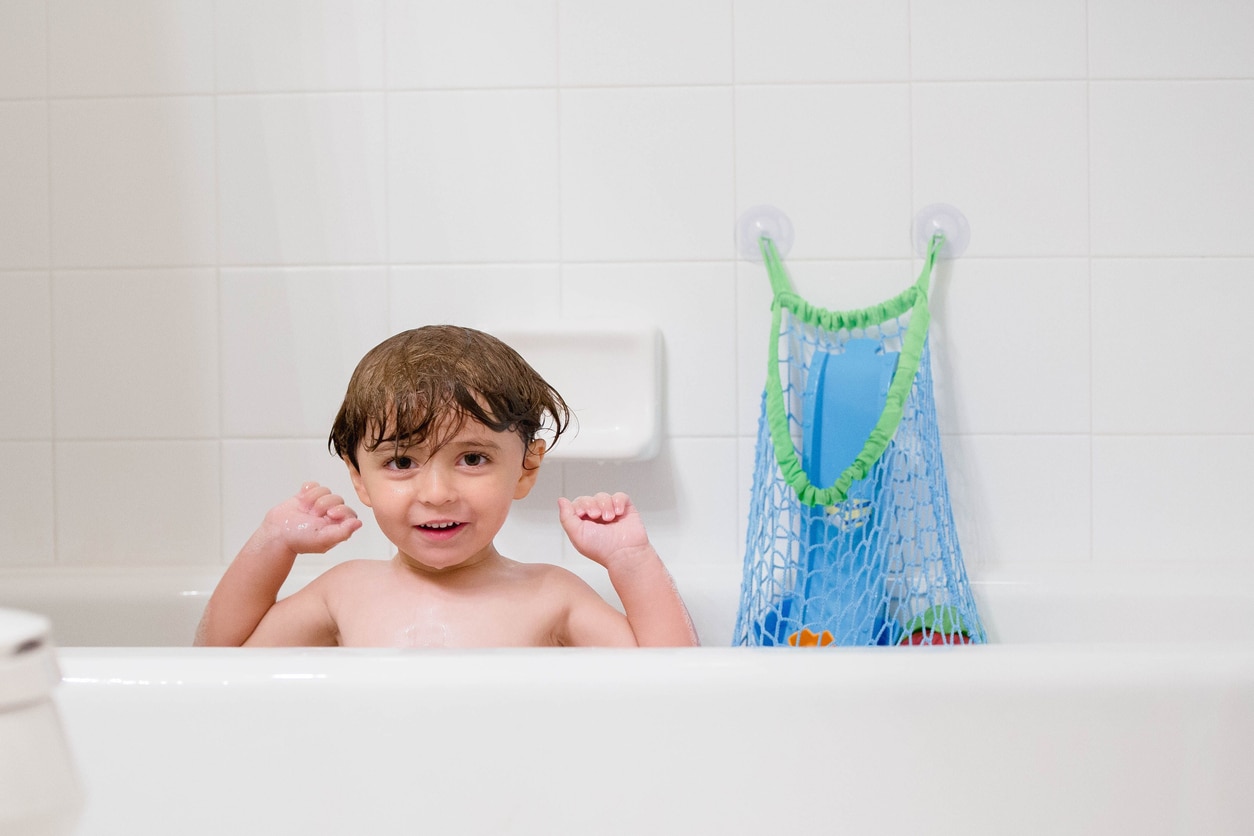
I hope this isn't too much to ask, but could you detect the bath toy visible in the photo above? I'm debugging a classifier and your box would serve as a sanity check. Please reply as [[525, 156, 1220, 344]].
[[899, 606, 973, 645], [787, 628, 835, 647], [752, 593, 799, 646], [799, 338, 898, 646]]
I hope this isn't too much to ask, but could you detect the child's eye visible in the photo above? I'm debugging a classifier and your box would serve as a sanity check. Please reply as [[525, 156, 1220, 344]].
[[387, 456, 416, 471], [461, 452, 487, 467]]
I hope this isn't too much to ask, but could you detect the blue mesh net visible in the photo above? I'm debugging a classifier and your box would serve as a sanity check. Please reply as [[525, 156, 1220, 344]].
[[734, 239, 985, 648]]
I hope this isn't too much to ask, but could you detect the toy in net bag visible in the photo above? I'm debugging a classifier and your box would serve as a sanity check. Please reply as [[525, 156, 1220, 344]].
[[733, 205, 985, 647]]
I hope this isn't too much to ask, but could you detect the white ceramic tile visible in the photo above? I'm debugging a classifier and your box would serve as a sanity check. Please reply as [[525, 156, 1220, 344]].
[[1091, 82, 1254, 257], [913, 82, 1089, 257], [0, 0, 47, 98], [215, 0, 384, 92], [1092, 259, 1254, 434], [386, 0, 556, 89], [1093, 436, 1252, 563], [1090, 0, 1254, 79], [560, 88, 733, 261], [911, 0, 1086, 80], [0, 272, 52, 439], [0, 442, 55, 566], [561, 263, 738, 437], [50, 98, 217, 268], [389, 264, 562, 334], [736, 85, 912, 259], [220, 268, 390, 438], [387, 91, 560, 263], [943, 434, 1092, 566], [0, 102, 49, 270], [47, 0, 214, 96], [55, 440, 221, 565], [558, 0, 732, 86], [217, 93, 387, 265], [929, 258, 1091, 435], [735, 258, 774, 436], [53, 269, 219, 439], [221, 440, 392, 564], [735, 259, 917, 435], [733, 0, 909, 83], [562, 438, 741, 569]]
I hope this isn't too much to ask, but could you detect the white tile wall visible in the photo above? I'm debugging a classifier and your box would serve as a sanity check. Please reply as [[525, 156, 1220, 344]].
[[217, 93, 388, 265], [50, 98, 217, 267], [559, 0, 733, 86], [0, 442, 55, 565], [1089, 0, 1254, 79], [1092, 258, 1254, 434], [912, 82, 1089, 257], [385, 0, 557, 90], [1, 0, 1250, 572], [0, 272, 52, 437], [735, 84, 912, 259], [387, 90, 560, 263], [52, 269, 219, 439], [219, 267, 389, 437], [0, 0, 47, 99], [732, 1, 909, 83], [55, 440, 221, 565], [910, 0, 1088, 80], [1091, 81, 1254, 257], [215, 0, 385, 93], [0, 102, 50, 268], [1093, 436, 1254, 563], [560, 87, 734, 261], [47, 0, 214, 96]]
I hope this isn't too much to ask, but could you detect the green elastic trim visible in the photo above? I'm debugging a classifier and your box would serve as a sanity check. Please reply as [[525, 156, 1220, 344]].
[[760, 233, 944, 507]]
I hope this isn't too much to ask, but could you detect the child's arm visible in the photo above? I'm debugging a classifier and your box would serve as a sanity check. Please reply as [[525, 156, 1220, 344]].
[[557, 492, 699, 647], [194, 482, 362, 646]]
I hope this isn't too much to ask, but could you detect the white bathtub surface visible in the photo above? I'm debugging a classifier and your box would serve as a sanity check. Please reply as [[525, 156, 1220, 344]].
[[56, 645, 1254, 836], [2, 561, 1252, 835]]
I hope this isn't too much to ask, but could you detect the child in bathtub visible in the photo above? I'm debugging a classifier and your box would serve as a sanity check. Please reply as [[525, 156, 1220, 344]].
[[195, 325, 698, 649]]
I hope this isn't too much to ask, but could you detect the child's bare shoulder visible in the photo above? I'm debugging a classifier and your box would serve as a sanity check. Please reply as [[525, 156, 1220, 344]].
[[509, 560, 603, 599], [304, 558, 391, 590]]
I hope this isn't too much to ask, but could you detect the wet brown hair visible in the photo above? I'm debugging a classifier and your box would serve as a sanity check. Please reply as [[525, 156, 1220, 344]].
[[329, 325, 571, 470]]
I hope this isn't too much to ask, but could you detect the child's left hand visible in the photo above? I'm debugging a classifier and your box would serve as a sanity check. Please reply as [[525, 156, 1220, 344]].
[[557, 492, 651, 568]]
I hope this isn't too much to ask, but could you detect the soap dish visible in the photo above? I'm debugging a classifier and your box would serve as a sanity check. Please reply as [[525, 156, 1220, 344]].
[[486, 324, 662, 462]]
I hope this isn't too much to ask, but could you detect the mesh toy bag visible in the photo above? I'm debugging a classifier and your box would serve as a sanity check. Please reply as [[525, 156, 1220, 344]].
[[733, 232, 985, 648]]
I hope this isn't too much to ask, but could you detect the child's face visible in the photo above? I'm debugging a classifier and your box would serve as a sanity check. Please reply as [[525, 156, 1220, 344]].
[[347, 418, 544, 573]]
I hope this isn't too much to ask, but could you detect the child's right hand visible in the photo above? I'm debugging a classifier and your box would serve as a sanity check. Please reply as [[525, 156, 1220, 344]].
[[261, 482, 363, 556]]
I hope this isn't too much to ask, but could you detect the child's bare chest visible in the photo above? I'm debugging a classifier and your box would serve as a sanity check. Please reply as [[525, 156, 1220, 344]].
[[329, 573, 562, 648]]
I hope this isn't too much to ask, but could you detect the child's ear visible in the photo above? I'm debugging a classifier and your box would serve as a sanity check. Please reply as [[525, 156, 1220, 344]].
[[344, 457, 373, 508], [514, 439, 546, 500]]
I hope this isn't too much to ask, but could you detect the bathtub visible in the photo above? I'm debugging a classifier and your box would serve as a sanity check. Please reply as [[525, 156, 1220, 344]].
[[2, 561, 1252, 835]]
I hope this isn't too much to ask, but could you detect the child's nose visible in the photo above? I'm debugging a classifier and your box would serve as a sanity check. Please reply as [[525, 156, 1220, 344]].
[[414, 465, 456, 505]]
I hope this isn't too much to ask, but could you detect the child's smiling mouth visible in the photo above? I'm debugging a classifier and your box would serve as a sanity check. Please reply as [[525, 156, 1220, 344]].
[[415, 521, 465, 538]]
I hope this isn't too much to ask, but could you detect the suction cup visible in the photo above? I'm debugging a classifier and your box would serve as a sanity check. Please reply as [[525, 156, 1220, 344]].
[[736, 205, 794, 262], [912, 203, 970, 258]]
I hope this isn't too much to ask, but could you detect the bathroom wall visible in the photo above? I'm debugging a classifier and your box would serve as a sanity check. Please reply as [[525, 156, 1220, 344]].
[[2, 0, 1252, 574]]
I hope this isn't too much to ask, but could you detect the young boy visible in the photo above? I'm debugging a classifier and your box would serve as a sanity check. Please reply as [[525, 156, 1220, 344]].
[[195, 325, 698, 648]]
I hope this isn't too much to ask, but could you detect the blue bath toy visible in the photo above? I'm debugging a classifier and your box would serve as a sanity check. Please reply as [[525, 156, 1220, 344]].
[[799, 339, 898, 646]]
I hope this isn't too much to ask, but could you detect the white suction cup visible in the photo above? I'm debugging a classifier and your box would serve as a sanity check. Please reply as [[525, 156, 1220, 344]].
[[913, 203, 970, 258], [736, 205, 794, 262]]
